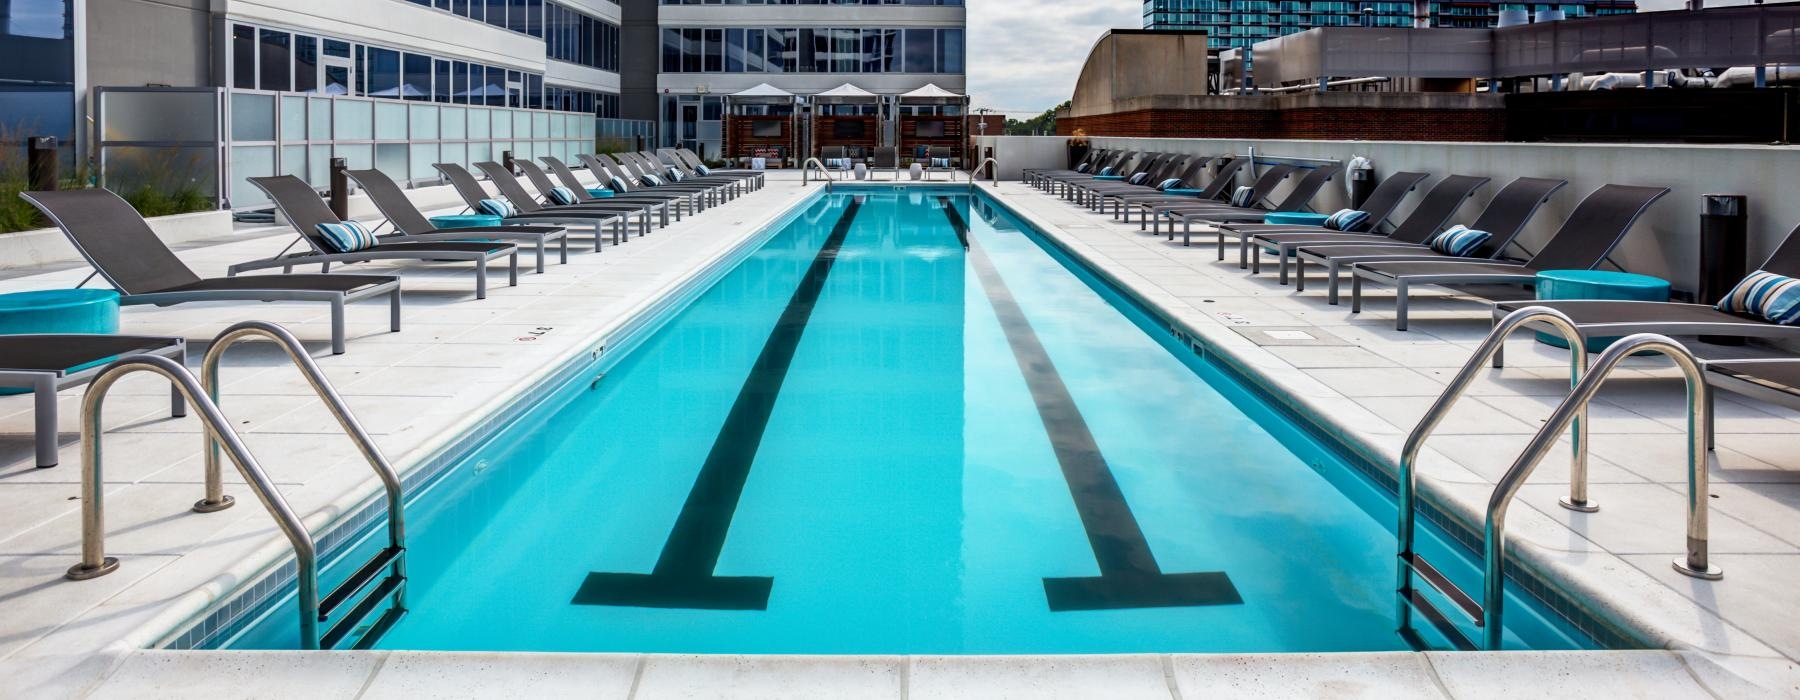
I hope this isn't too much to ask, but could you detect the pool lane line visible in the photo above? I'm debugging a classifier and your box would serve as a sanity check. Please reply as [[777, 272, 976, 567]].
[[573, 196, 867, 611], [944, 198, 1242, 612]]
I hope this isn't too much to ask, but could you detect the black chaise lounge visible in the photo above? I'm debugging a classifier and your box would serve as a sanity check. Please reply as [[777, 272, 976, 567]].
[[1093, 156, 1220, 217], [345, 168, 571, 274], [1166, 164, 1346, 250], [624, 151, 744, 195], [674, 148, 766, 189], [475, 161, 666, 235], [1220, 170, 1435, 278], [1493, 221, 1800, 351], [1288, 177, 1567, 302], [1351, 183, 1671, 330], [0, 334, 185, 468], [246, 176, 518, 300], [1235, 173, 1488, 281], [1122, 157, 1254, 227], [539, 156, 703, 214], [1147, 163, 1299, 239], [872, 147, 901, 180], [21, 189, 401, 355], [435, 163, 629, 250], [516, 158, 693, 219]]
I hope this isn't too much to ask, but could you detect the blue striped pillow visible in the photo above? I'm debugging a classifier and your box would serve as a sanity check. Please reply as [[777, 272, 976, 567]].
[[667, 167, 686, 182], [1324, 209, 1370, 231], [546, 187, 578, 206], [1428, 225, 1491, 257], [1230, 186, 1255, 208], [1076, 163, 1092, 174], [1128, 172, 1150, 185], [1098, 166, 1116, 176], [476, 198, 517, 218], [932, 158, 951, 168], [1718, 270, 1800, 324], [696, 165, 711, 176], [1158, 178, 1182, 190], [315, 220, 377, 253], [640, 173, 664, 187], [609, 175, 632, 193]]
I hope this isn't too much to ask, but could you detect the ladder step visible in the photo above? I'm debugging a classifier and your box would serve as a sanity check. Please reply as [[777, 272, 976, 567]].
[[321, 574, 404, 650], [1401, 552, 1484, 626], [350, 604, 406, 651], [1403, 588, 1478, 651], [320, 546, 403, 620]]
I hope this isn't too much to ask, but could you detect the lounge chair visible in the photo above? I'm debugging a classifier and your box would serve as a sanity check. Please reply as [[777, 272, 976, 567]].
[[1235, 172, 1481, 281], [1093, 156, 1219, 218], [1070, 154, 1192, 208], [599, 153, 736, 203], [1352, 184, 1671, 330], [674, 148, 765, 189], [1122, 157, 1253, 227], [21, 189, 402, 355], [1063, 153, 1171, 203], [516, 159, 694, 218], [0, 334, 185, 467], [658, 153, 760, 194], [344, 168, 571, 274], [1023, 148, 1115, 185], [1164, 164, 1348, 250], [246, 175, 518, 301], [631, 151, 745, 191], [433, 163, 628, 250], [1289, 177, 1566, 302], [1221, 170, 1432, 241], [476, 161, 666, 235], [1146, 163, 1297, 239], [1493, 220, 1800, 349], [542, 155, 705, 214], [1037, 150, 1141, 194], [926, 146, 955, 181]]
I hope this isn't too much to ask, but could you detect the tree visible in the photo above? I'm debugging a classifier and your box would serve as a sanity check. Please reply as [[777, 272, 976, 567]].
[[1004, 101, 1069, 136]]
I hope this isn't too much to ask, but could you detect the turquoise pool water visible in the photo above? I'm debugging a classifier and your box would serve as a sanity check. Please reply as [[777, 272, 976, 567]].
[[225, 189, 1596, 654]]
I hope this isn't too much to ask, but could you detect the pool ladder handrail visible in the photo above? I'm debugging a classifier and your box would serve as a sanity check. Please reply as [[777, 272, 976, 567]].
[[66, 321, 407, 651], [1398, 309, 1721, 651], [801, 158, 837, 185], [971, 158, 1000, 188]]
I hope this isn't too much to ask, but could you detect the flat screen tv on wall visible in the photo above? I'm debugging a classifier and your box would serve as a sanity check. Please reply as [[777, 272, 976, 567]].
[[752, 121, 783, 138], [915, 120, 946, 138], [833, 120, 866, 139]]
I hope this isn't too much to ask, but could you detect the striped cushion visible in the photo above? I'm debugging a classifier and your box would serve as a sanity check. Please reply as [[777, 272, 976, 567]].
[[640, 173, 664, 187], [546, 187, 578, 206], [696, 165, 711, 176], [1098, 166, 1115, 176], [475, 198, 517, 218], [1230, 186, 1256, 208], [1158, 178, 1183, 190], [1428, 225, 1492, 257], [1718, 270, 1800, 324], [1076, 163, 1092, 174], [609, 175, 632, 193], [667, 168, 686, 182], [315, 220, 378, 253], [932, 158, 951, 168], [1323, 209, 1370, 232], [1127, 172, 1150, 185]]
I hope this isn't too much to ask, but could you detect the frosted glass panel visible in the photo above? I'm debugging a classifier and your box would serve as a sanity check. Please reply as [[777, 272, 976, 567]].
[[230, 145, 275, 207], [101, 90, 218, 143], [492, 112, 511, 138], [409, 143, 438, 180], [309, 99, 331, 140], [441, 107, 466, 139], [470, 142, 492, 164], [231, 93, 275, 142], [308, 145, 331, 186], [281, 97, 307, 142], [514, 112, 532, 138], [410, 105, 438, 140], [468, 109, 490, 139], [550, 115, 565, 138], [440, 142, 467, 170], [334, 143, 372, 170], [533, 112, 549, 138], [335, 101, 372, 140], [375, 102, 407, 140], [282, 145, 306, 178], [376, 143, 408, 180]]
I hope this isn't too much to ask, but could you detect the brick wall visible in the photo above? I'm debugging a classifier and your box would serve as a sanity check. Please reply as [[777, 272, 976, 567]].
[[1059, 107, 1505, 142]]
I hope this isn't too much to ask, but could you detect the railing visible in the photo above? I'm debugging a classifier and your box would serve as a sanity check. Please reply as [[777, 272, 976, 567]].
[[974, 158, 1000, 186], [66, 322, 408, 651], [801, 158, 837, 185], [1396, 307, 1590, 650]]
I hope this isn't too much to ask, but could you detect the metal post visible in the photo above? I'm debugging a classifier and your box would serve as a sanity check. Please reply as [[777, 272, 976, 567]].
[[27, 137, 59, 192], [503, 149, 516, 175], [1699, 194, 1748, 345], [328, 157, 349, 221]]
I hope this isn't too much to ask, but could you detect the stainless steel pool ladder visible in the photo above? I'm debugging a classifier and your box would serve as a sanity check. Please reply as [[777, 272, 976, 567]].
[[64, 321, 407, 651], [802, 158, 837, 185], [1396, 307, 1720, 650]]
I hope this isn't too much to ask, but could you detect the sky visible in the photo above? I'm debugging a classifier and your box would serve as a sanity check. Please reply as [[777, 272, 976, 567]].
[[962, 0, 1736, 116], [966, 1, 1143, 117]]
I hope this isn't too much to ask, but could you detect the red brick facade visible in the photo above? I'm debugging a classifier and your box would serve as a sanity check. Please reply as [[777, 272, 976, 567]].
[[1059, 107, 1505, 142]]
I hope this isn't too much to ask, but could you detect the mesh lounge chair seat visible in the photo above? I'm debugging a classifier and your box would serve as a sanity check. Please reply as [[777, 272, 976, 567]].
[[244, 176, 518, 300], [541, 156, 704, 214], [579, 154, 724, 208], [0, 334, 186, 468], [1709, 360, 1800, 409], [609, 153, 738, 199], [1238, 173, 1489, 280], [1121, 157, 1252, 226], [1352, 184, 1672, 330], [1223, 170, 1432, 242], [21, 189, 401, 355], [346, 168, 570, 274], [1073, 155, 1195, 208], [1288, 177, 1567, 301], [627, 152, 744, 193], [1148, 163, 1298, 235], [1164, 165, 1343, 251], [670, 148, 766, 189], [1094, 157, 1219, 216], [435, 163, 630, 249], [476, 161, 667, 234], [518, 159, 693, 218]]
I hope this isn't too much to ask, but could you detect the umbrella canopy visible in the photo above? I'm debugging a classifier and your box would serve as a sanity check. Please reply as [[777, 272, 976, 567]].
[[899, 83, 964, 101], [810, 83, 881, 103], [731, 83, 796, 98]]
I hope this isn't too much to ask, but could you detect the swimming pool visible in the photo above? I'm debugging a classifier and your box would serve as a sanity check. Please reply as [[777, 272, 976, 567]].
[[222, 188, 1596, 654]]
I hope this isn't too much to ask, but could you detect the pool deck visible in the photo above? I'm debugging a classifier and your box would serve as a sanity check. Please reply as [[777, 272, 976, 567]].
[[0, 171, 1795, 697]]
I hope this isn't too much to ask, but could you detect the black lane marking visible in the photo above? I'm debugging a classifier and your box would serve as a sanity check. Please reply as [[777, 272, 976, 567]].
[[946, 202, 1242, 612], [574, 197, 866, 610], [938, 196, 970, 250]]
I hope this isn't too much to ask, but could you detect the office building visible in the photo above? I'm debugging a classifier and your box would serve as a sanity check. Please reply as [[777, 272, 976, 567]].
[[1143, 0, 1636, 50]]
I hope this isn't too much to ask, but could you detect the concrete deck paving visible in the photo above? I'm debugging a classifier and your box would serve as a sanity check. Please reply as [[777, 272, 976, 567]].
[[0, 172, 1794, 697]]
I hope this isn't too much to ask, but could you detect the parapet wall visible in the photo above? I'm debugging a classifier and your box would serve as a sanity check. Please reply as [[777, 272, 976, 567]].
[[1058, 93, 1507, 142]]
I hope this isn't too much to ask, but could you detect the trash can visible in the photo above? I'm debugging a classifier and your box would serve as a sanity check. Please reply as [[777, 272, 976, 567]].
[[1699, 194, 1748, 345]]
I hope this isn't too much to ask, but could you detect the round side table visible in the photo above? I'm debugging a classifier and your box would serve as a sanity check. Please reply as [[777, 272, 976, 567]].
[[1535, 270, 1671, 352]]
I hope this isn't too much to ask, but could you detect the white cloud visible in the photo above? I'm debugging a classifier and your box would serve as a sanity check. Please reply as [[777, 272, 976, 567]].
[[966, 0, 1143, 117]]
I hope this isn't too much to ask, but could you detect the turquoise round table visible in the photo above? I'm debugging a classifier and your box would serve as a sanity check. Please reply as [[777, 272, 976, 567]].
[[1535, 270, 1670, 351], [586, 189, 615, 198], [0, 289, 122, 395], [430, 214, 504, 230], [1263, 212, 1332, 226]]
